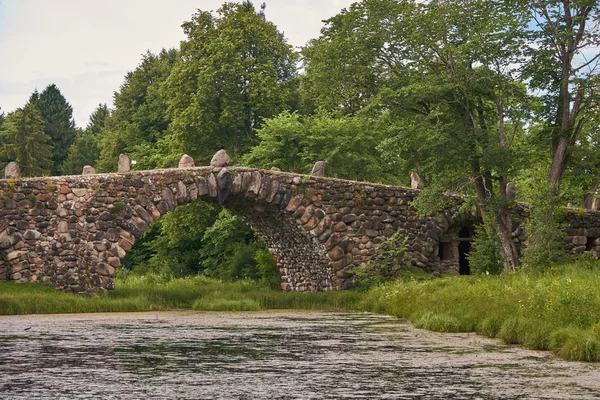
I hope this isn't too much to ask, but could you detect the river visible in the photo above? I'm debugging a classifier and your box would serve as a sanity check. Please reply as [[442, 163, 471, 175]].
[[1, 311, 599, 399]]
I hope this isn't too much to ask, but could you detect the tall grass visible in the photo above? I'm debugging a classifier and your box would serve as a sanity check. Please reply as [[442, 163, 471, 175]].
[[0, 274, 360, 315], [360, 262, 600, 362]]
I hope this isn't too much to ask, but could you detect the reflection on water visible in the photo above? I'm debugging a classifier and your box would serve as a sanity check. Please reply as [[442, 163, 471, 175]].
[[1, 311, 599, 399]]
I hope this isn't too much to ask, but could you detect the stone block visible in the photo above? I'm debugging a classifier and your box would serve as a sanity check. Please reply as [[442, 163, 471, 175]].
[[311, 161, 325, 176], [72, 188, 88, 197], [82, 165, 96, 175], [299, 206, 314, 225], [328, 246, 345, 261], [303, 215, 319, 231], [210, 149, 231, 167], [11, 261, 29, 274], [342, 214, 358, 224], [333, 221, 347, 232], [208, 173, 218, 197], [286, 195, 303, 212], [23, 230, 41, 240], [118, 154, 131, 173], [572, 236, 587, 245], [4, 161, 19, 179], [178, 154, 195, 168]]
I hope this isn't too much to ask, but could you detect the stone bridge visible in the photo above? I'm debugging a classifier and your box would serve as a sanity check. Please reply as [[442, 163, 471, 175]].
[[0, 162, 599, 293]]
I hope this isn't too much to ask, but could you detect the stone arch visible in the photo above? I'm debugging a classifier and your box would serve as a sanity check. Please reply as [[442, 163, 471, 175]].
[[0, 168, 346, 293]]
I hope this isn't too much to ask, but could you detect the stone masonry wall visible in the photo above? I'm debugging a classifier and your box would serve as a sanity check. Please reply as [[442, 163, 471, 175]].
[[0, 166, 598, 293]]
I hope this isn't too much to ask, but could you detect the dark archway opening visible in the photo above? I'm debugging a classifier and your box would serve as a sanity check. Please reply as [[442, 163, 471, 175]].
[[438, 242, 453, 261], [458, 226, 473, 275], [586, 237, 598, 252]]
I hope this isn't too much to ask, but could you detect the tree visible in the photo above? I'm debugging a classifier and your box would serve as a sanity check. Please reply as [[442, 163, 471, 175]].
[[61, 104, 110, 175], [0, 103, 53, 177], [29, 84, 77, 174], [164, 1, 298, 163], [96, 49, 178, 172], [243, 110, 396, 183], [525, 1, 600, 187], [301, 0, 413, 114], [310, 0, 531, 271]]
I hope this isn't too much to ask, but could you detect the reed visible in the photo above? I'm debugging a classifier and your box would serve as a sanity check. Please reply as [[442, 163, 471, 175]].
[[360, 262, 600, 362]]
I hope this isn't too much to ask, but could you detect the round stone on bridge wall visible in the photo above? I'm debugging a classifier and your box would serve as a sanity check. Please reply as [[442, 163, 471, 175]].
[[179, 154, 195, 168], [210, 149, 231, 167], [311, 161, 325, 176], [118, 154, 131, 173], [4, 162, 19, 179], [82, 165, 96, 175]]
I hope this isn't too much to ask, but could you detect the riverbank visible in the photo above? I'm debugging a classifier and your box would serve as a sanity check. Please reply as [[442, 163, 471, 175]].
[[3, 264, 600, 362], [360, 262, 600, 362], [0, 275, 360, 315]]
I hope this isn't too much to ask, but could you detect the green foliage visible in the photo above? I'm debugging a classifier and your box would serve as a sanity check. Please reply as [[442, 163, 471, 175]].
[[122, 202, 278, 284], [96, 49, 178, 172], [521, 170, 567, 270], [61, 104, 108, 175], [468, 217, 504, 275], [351, 231, 412, 290], [360, 261, 600, 362], [200, 209, 277, 282], [164, 1, 298, 163], [123, 201, 220, 277], [0, 103, 53, 177], [243, 110, 397, 183], [29, 84, 77, 175]]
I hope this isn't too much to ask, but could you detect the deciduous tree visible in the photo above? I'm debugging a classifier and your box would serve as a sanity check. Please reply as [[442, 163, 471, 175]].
[[164, 1, 298, 163]]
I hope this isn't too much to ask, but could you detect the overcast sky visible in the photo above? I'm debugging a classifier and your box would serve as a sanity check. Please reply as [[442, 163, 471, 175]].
[[0, 0, 355, 127]]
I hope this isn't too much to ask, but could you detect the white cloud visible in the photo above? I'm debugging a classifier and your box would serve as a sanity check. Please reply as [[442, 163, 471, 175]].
[[0, 0, 354, 126]]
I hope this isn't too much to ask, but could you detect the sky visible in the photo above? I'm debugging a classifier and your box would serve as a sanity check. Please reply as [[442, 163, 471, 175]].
[[0, 0, 355, 127]]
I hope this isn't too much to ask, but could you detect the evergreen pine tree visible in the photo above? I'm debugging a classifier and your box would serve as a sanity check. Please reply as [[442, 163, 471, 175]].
[[0, 103, 53, 177], [30, 84, 76, 174]]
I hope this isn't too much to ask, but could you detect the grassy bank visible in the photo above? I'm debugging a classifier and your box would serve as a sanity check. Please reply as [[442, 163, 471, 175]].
[[359, 263, 600, 362], [0, 275, 360, 315]]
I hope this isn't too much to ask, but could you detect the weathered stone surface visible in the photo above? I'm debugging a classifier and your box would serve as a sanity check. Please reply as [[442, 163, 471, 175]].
[[82, 165, 96, 175], [4, 162, 19, 179], [311, 161, 325, 176], [327, 246, 345, 261], [118, 154, 131, 173], [210, 149, 231, 167], [216, 168, 233, 203], [23, 230, 41, 240], [178, 154, 195, 168], [507, 182, 516, 201], [410, 172, 424, 190]]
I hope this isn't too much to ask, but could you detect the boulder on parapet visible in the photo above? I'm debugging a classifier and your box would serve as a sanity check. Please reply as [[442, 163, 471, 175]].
[[4, 162, 19, 179], [311, 161, 325, 176], [179, 154, 195, 168], [507, 182, 516, 201], [270, 167, 281, 172], [210, 149, 231, 167], [118, 154, 131, 173], [410, 172, 424, 190], [82, 165, 96, 175]]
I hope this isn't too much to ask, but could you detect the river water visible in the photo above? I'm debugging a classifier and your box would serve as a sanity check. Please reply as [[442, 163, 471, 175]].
[[1, 311, 600, 399]]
